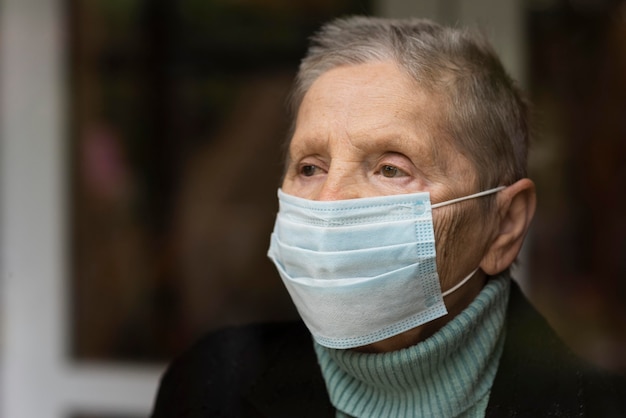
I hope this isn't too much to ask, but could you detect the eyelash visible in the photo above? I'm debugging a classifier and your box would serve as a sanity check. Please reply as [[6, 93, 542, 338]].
[[298, 163, 322, 177], [295, 161, 409, 178], [299, 164, 322, 177], [378, 164, 407, 178]]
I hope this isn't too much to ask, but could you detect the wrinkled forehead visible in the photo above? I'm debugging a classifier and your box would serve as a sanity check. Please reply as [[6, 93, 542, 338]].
[[288, 57, 460, 139]]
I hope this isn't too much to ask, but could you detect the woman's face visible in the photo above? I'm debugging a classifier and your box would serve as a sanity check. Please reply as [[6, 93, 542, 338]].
[[281, 60, 498, 352]]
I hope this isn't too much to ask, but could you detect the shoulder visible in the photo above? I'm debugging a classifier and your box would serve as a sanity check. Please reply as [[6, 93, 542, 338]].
[[488, 281, 626, 417], [151, 321, 330, 417]]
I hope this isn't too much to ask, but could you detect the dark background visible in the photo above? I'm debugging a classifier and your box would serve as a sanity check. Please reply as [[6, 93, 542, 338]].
[[68, 0, 626, 373]]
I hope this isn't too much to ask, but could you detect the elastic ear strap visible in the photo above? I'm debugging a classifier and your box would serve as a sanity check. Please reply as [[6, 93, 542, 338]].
[[431, 186, 506, 209], [442, 268, 479, 297]]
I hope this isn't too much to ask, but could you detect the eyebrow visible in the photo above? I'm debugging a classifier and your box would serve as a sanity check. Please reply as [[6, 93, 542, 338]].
[[357, 129, 438, 159], [365, 130, 453, 179]]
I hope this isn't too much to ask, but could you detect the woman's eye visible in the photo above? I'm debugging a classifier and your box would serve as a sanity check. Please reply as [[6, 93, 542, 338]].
[[300, 165, 318, 177], [380, 165, 402, 178]]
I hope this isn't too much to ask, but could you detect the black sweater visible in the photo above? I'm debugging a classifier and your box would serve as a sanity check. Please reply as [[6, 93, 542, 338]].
[[153, 283, 626, 417]]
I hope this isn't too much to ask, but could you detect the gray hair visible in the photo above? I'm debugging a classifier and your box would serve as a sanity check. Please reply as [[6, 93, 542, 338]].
[[288, 16, 530, 189]]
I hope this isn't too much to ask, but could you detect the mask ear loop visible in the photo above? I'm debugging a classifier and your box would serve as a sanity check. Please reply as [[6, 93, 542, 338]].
[[431, 186, 506, 209], [434, 186, 505, 298], [442, 268, 479, 297]]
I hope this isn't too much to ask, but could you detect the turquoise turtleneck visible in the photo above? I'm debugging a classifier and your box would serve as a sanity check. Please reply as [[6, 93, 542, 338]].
[[314, 276, 510, 418]]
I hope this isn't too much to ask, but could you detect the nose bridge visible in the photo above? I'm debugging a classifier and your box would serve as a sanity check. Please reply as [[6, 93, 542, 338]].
[[317, 163, 361, 201]]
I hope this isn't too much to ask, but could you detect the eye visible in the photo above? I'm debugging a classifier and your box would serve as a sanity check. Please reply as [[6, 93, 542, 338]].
[[380, 164, 403, 178], [300, 164, 319, 177]]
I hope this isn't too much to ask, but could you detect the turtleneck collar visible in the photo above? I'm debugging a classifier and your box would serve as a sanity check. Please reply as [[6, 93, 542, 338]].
[[314, 276, 510, 418]]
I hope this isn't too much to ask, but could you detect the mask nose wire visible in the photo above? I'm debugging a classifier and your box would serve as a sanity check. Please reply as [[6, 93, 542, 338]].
[[431, 186, 506, 209]]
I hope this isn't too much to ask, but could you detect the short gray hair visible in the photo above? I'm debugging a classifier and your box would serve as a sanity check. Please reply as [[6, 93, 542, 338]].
[[288, 16, 529, 189]]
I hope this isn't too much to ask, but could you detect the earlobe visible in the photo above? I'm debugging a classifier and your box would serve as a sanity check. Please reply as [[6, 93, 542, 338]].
[[480, 178, 536, 275]]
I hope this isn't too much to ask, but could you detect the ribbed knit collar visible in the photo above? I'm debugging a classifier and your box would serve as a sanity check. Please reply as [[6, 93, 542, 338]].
[[314, 277, 510, 418]]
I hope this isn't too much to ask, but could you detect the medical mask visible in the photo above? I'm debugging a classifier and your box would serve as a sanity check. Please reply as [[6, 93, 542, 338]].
[[267, 186, 505, 349]]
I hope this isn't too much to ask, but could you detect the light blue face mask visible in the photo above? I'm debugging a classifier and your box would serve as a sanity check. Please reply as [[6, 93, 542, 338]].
[[267, 186, 505, 349]]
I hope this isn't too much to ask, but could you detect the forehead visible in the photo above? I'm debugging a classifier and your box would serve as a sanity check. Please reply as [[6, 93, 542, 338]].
[[298, 62, 434, 126], [291, 61, 447, 160]]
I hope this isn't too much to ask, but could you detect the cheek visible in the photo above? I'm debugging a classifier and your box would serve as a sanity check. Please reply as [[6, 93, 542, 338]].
[[280, 175, 325, 200], [280, 176, 295, 193], [433, 209, 455, 270], [432, 207, 477, 284], [281, 177, 307, 198]]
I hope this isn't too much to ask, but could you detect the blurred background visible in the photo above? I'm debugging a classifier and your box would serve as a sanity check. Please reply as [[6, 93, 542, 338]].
[[1, 0, 625, 417]]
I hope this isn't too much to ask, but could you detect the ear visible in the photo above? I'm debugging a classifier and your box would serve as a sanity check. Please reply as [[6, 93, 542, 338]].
[[480, 178, 536, 275]]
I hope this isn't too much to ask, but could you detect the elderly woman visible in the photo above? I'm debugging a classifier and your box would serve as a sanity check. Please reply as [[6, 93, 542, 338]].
[[153, 16, 626, 417]]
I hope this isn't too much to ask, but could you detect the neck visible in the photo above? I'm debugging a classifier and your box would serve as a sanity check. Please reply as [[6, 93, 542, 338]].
[[356, 271, 487, 353], [314, 276, 511, 418]]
